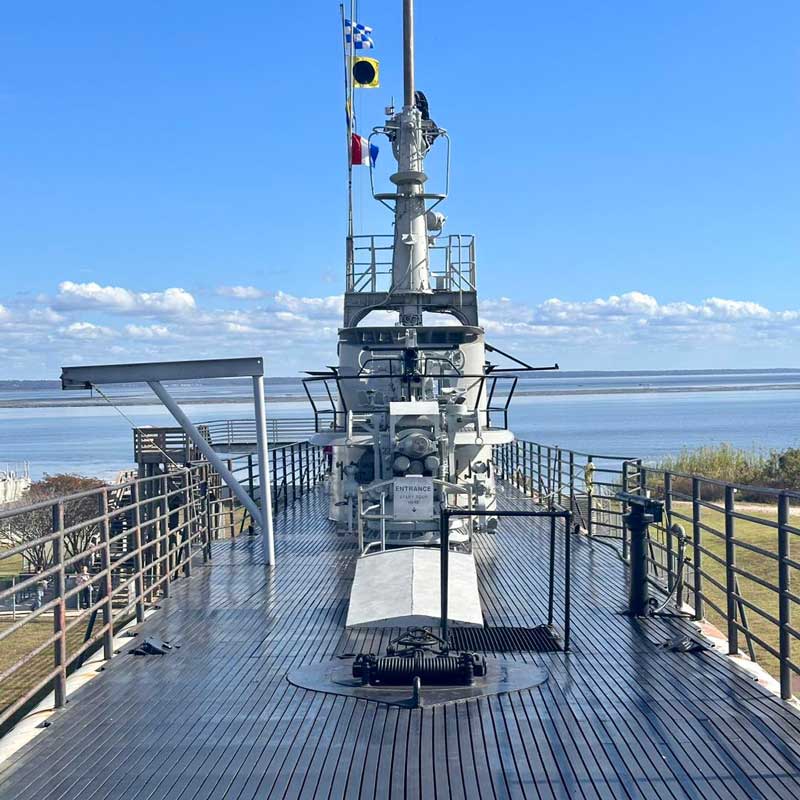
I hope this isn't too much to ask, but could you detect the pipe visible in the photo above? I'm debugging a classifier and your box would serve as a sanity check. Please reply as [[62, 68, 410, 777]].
[[403, 0, 415, 108], [252, 375, 275, 565], [147, 381, 265, 533]]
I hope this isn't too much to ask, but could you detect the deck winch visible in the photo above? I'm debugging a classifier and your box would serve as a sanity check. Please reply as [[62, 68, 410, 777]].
[[352, 628, 486, 688]]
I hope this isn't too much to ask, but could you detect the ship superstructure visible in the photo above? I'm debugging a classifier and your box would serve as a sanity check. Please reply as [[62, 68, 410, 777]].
[[307, 1, 540, 549]]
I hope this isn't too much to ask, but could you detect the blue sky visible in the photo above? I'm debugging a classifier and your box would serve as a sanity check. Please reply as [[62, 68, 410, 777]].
[[1, 1, 798, 377]]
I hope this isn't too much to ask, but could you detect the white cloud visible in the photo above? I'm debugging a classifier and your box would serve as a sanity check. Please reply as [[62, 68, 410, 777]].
[[124, 324, 172, 340], [216, 285, 266, 300], [62, 321, 116, 340], [55, 281, 196, 315], [2, 282, 800, 377]]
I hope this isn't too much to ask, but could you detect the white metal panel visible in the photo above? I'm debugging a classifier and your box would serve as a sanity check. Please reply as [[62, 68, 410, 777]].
[[346, 547, 483, 628], [389, 401, 439, 416]]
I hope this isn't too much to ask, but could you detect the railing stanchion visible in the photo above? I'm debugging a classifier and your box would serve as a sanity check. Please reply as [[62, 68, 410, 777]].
[[724, 486, 738, 655], [161, 474, 171, 598], [98, 490, 114, 659], [587, 455, 594, 538], [547, 513, 556, 626], [563, 513, 572, 651], [131, 483, 146, 622], [692, 477, 703, 620], [52, 501, 67, 708], [778, 493, 792, 700], [665, 472, 674, 592], [272, 448, 279, 512]]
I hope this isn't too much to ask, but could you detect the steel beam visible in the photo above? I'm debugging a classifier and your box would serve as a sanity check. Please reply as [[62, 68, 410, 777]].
[[253, 375, 275, 565], [61, 357, 264, 389], [147, 381, 266, 535]]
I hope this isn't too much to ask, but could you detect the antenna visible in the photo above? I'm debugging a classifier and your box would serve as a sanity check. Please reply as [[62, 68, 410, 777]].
[[403, 0, 415, 108]]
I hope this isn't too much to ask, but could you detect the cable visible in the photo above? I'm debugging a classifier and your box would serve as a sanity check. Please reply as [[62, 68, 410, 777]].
[[92, 385, 184, 471]]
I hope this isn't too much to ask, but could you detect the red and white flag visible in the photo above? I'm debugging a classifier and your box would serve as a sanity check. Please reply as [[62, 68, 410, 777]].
[[351, 133, 379, 167]]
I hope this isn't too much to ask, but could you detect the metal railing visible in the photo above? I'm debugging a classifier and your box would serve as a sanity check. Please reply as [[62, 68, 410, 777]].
[[0, 464, 216, 731], [495, 439, 800, 699], [0, 441, 328, 733], [197, 418, 316, 448], [133, 418, 316, 464], [494, 439, 641, 543], [346, 233, 476, 294]]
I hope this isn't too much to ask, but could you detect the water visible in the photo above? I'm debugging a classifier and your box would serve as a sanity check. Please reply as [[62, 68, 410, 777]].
[[1, 373, 799, 480]]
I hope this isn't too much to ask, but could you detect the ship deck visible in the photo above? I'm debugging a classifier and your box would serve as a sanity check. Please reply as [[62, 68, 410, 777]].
[[2, 484, 800, 799]]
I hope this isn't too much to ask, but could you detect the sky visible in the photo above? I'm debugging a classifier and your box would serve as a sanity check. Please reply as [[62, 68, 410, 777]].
[[1, 1, 799, 378]]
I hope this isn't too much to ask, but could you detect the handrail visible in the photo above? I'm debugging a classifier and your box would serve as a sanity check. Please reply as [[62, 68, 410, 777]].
[[495, 438, 800, 700], [0, 440, 329, 734]]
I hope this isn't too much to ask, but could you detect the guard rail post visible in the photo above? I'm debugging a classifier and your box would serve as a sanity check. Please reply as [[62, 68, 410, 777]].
[[98, 489, 114, 659], [692, 477, 704, 620], [131, 483, 146, 623], [664, 471, 675, 591], [52, 501, 67, 708], [724, 486, 738, 655], [778, 492, 792, 699]]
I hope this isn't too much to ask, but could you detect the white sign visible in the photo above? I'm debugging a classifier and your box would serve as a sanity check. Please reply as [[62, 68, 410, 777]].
[[393, 476, 434, 521]]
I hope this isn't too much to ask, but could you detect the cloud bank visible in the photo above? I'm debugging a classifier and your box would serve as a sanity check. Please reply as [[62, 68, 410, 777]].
[[2, 282, 799, 378]]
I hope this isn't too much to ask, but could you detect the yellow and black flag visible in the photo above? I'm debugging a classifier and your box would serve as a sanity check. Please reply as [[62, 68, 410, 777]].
[[352, 56, 379, 88]]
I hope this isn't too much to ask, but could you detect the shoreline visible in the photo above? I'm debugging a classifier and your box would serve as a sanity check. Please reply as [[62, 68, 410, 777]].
[[2, 382, 800, 409]]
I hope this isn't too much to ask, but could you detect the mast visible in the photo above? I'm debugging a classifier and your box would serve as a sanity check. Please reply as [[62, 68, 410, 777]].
[[391, 0, 432, 324]]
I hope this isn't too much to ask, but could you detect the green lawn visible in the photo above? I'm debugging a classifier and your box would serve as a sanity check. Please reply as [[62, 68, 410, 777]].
[[0, 552, 24, 578]]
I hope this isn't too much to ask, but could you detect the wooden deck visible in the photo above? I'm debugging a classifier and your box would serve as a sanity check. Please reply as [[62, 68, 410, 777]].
[[1, 484, 800, 799]]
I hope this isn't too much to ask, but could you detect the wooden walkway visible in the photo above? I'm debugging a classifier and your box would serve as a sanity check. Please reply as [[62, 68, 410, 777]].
[[1, 485, 800, 799]]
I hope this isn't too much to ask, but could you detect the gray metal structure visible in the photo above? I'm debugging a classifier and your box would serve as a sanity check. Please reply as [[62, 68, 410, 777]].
[[60, 357, 275, 565]]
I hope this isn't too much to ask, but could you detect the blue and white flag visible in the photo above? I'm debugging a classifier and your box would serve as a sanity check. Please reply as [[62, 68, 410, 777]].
[[345, 19, 374, 50]]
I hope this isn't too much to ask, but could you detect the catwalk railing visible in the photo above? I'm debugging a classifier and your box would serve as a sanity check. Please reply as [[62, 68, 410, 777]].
[[495, 439, 799, 699], [133, 418, 315, 463], [0, 441, 327, 733]]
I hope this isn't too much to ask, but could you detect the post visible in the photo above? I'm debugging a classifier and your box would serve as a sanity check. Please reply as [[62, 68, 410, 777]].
[[724, 486, 738, 655], [182, 472, 192, 578], [52, 502, 67, 708], [692, 477, 704, 620], [272, 449, 279, 512], [202, 480, 212, 562], [778, 493, 792, 700], [547, 514, 556, 626], [623, 502, 652, 616], [98, 490, 114, 660], [664, 472, 675, 591], [621, 462, 630, 561], [586, 455, 594, 538], [131, 484, 145, 624], [439, 509, 450, 647], [568, 451, 575, 516], [403, 0, 415, 108], [563, 514, 573, 652], [160, 474, 171, 598], [537, 444, 543, 500]]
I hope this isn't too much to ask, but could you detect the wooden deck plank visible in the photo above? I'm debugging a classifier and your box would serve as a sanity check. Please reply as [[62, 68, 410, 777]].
[[1, 484, 799, 799]]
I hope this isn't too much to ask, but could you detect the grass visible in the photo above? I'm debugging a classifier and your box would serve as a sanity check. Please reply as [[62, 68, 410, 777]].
[[0, 552, 24, 578], [0, 617, 90, 719]]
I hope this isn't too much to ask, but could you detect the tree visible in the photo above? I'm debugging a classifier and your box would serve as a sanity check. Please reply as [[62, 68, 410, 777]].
[[0, 474, 105, 574]]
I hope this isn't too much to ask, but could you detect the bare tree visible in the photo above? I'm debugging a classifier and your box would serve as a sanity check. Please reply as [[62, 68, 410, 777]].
[[0, 474, 105, 574]]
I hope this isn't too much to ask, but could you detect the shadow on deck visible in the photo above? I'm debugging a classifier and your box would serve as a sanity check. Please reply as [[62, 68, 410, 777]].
[[1, 484, 799, 799]]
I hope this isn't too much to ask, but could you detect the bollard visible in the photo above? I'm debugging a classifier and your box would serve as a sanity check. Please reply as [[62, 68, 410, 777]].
[[616, 491, 664, 617]]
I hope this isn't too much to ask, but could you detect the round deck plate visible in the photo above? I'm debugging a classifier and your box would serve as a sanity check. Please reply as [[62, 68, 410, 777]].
[[287, 657, 548, 708]]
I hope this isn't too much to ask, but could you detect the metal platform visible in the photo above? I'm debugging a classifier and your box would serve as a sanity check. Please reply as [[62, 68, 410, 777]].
[[1, 485, 800, 798]]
